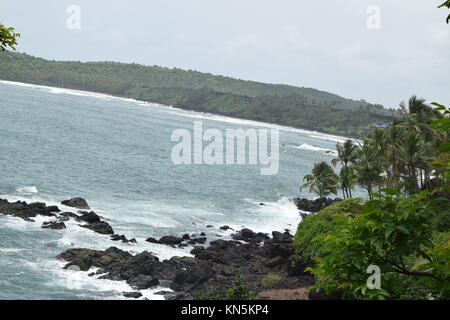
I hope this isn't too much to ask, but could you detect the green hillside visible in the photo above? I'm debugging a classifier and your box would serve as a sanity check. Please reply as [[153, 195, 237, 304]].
[[0, 52, 398, 137]]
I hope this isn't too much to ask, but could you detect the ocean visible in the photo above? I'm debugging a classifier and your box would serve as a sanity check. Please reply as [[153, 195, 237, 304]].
[[0, 80, 360, 299]]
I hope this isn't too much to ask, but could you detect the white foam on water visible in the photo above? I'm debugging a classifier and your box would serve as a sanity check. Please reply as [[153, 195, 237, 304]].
[[0, 248, 28, 253], [288, 143, 338, 156], [29, 259, 138, 300], [0, 80, 349, 145], [308, 134, 347, 144], [227, 197, 302, 235], [16, 186, 39, 194]]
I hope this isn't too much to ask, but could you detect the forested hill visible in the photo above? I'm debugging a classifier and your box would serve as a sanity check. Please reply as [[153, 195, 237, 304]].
[[0, 52, 398, 137]]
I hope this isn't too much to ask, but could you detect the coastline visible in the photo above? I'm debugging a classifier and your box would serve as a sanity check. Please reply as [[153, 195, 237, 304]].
[[0, 197, 316, 300], [0, 79, 351, 143]]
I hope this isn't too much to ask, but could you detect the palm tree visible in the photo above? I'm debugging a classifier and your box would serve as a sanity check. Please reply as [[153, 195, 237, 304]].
[[332, 139, 359, 169], [339, 166, 356, 199], [301, 162, 339, 199], [332, 139, 359, 198], [353, 145, 383, 199], [396, 132, 430, 194], [384, 123, 402, 190]]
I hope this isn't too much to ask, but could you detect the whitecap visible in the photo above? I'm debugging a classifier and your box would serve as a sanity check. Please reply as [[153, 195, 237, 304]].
[[16, 186, 38, 194], [0, 248, 28, 253], [288, 143, 337, 156]]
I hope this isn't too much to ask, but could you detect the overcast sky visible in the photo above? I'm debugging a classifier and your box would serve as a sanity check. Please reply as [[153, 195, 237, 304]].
[[1, 0, 449, 108]]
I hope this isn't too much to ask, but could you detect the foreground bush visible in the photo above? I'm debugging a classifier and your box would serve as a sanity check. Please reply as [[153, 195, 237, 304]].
[[293, 198, 364, 266], [307, 190, 450, 300]]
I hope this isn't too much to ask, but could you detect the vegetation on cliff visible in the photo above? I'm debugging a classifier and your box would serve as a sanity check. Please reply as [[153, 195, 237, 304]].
[[295, 101, 450, 300], [0, 51, 397, 137]]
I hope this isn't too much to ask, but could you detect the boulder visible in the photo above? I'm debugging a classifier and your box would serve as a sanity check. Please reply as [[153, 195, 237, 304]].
[[123, 292, 142, 299], [58, 212, 80, 221], [158, 236, 183, 245], [61, 197, 90, 209], [42, 221, 66, 230], [128, 274, 159, 289], [264, 256, 285, 268], [170, 262, 215, 292], [0, 199, 60, 221], [78, 211, 101, 223], [232, 228, 257, 242], [187, 237, 207, 245], [81, 221, 114, 235], [145, 237, 160, 244], [111, 234, 137, 243]]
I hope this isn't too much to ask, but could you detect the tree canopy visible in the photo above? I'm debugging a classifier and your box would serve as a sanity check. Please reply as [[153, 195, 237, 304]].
[[0, 23, 20, 51], [439, 1, 450, 23]]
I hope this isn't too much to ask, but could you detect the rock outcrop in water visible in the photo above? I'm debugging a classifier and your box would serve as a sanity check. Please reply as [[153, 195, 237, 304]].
[[2, 197, 319, 300], [0, 198, 60, 221], [57, 228, 314, 300], [0, 198, 116, 236], [292, 197, 342, 213], [42, 221, 66, 230], [77, 211, 115, 235], [61, 197, 90, 209]]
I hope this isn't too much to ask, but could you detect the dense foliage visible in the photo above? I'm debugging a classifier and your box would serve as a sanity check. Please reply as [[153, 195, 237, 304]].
[[0, 52, 397, 137], [302, 96, 449, 200], [308, 190, 449, 300], [293, 198, 364, 266], [0, 23, 20, 51], [300, 162, 339, 198], [297, 100, 449, 300]]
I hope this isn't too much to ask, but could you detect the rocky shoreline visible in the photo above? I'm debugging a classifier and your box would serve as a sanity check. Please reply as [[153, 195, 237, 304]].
[[0, 196, 340, 300]]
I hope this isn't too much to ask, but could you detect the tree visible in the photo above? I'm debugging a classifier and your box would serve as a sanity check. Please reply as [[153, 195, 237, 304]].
[[439, 1, 450, 23], [339, 166, 356, 199], [0, 23, 20, 51], [353, 143, 383, 199], [396, 132, 431, 195], [301, 162, 339, 199], [307, 189, 450, 300], [332, 140, 359, 198]]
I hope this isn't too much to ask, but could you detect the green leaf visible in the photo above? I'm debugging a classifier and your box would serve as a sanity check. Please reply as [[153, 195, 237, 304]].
[[385, 227, 395, 239]]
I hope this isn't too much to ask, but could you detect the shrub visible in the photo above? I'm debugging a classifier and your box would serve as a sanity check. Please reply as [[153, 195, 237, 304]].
[[194, 275, 259, 300], [225, 275, 259, 300], [193, 286, 221, 300], [293, 198, 364, 266], [430, 209, 450, 232], [260, 273, 283, 289], [307, 190, 450, 300]]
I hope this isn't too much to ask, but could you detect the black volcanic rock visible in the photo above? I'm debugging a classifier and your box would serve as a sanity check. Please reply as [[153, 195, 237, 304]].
[[293, 197, 342, 213], [187, 237, 207, 245], [58, 212, 80, 221], [56, 224, 314, 300], [81, 221, 114, 235], [111, 234, 137, 243], [123, 292, 142, 299], [78, 211, 101, 223], [0, 198, 60, 221], [145, 237, 160, 244], [128, 274, 159, 289], [158, 236, 183, 245], [42, 221, 66, 230], [61, 197, 90, 209]]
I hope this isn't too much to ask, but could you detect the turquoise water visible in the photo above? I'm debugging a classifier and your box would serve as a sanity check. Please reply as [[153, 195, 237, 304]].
[[0, 81, 357, 299]]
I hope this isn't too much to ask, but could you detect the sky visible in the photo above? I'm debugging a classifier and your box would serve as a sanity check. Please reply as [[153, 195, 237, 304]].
[[1, 0, 449, 108]]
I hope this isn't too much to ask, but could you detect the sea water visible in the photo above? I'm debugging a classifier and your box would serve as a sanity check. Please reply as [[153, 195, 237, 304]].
[[0, 80, 360, 299]]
